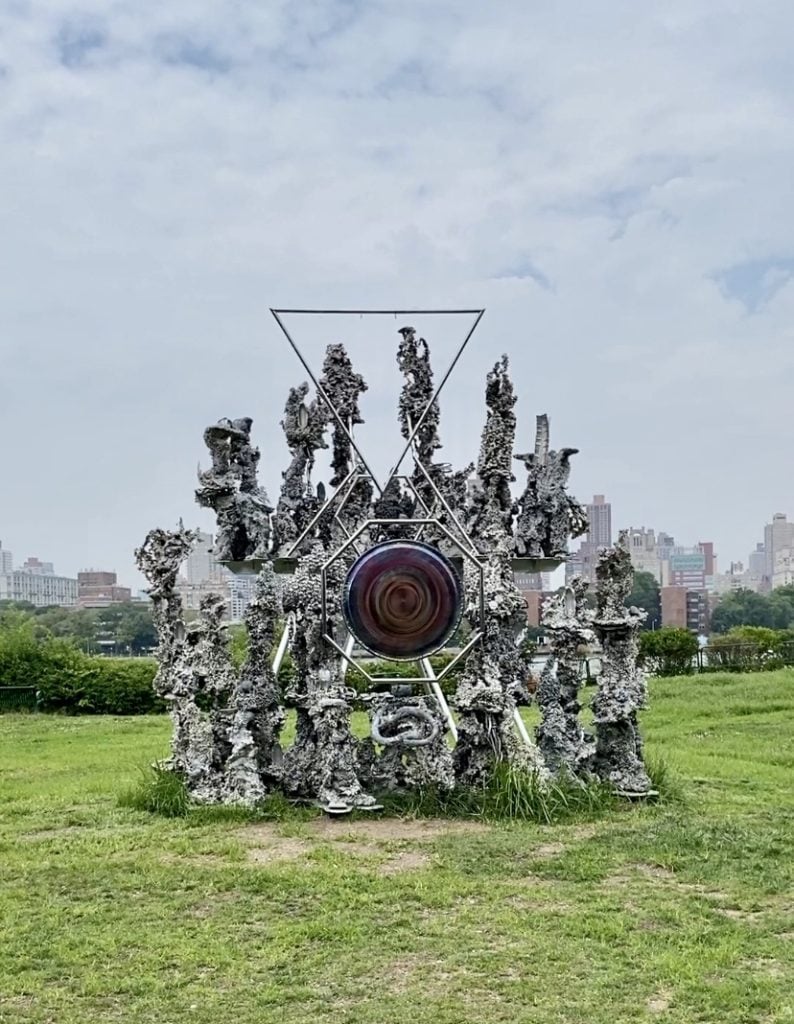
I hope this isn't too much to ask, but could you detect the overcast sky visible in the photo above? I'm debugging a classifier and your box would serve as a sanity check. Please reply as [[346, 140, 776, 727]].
[[2, 0, 793, 588]]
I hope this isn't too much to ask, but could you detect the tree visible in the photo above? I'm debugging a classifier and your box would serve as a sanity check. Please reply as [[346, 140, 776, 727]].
[[625, 571, 661, 630], [767, 588, 794, 630], [709, 588, 775, 633], [94, 603, 156, 654]]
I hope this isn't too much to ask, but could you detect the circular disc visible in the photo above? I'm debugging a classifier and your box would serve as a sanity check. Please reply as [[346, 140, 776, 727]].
[[343, 540, 463, 661]]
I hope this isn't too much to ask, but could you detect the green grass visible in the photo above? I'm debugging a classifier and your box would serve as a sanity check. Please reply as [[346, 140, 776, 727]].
[[2, 670, 793, 1023]]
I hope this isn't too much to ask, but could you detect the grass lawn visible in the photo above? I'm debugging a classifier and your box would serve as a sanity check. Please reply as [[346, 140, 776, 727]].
[[1, 671, 793, 1024]]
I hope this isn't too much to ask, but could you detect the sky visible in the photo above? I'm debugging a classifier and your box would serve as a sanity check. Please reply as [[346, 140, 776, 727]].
[[2, 0, 793, 588]]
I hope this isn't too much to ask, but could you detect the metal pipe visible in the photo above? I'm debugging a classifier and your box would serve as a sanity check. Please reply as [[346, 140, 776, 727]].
[[421, 657, 458, 740]]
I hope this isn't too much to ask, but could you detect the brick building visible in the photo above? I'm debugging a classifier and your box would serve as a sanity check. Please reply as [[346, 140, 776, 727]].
[[77, 571, 132, 608]]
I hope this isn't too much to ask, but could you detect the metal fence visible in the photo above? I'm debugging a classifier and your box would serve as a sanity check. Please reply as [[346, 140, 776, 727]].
[[0, 686, 38, 711], [696, 640, 794, 673]]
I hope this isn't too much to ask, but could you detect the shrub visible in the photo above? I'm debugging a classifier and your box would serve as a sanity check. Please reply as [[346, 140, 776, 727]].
[[35, 656, 161, 714], [638, 627, 699, 676], [0, 621, 161, 714], [705, 626, 790, 672]]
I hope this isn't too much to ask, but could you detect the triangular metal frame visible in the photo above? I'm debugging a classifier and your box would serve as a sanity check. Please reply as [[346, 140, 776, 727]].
[[269, 308, 485, 496]]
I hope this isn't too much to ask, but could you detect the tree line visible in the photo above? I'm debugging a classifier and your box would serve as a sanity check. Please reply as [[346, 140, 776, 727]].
[[619, 573, 794, 634], [0, 600, 157, 654]]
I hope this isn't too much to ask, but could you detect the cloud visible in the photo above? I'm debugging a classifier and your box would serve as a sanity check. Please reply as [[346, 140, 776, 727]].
[[1, 0, 793, 585]]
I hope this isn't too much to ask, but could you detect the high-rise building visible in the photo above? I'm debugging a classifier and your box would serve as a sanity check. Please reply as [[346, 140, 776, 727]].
[[78, 571, 133, 608], [566, 494, 612, 582], [773, 549, 794, 589], [522, 591, 544, 628], [669, 551, 707, 589], [587, 494, 612, 548], [697, 542, 716, 577], [625, 527, 664, 582], [0, 541, 12, 575], [748, 543, 766, 577], [178, 530, 254, 623], [764, 514, 794, 586], [227, 574, 259, 622]]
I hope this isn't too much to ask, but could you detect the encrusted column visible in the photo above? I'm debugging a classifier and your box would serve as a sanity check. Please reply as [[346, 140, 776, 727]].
[[454, 358, 540, 784], [590, 535, 653, 796], [223, 563, 285, 806], [135, 523, 198, 774], [536, 577, 595, 775], [281, 543, 376, 812], [272, 384, 328, 557]]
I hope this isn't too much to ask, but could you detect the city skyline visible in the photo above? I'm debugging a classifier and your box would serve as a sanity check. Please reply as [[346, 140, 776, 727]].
[[2, 499, 790, 601]]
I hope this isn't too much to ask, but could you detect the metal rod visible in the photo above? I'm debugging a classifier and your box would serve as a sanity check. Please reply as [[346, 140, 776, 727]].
[[285, 466, 359, 557], [385, 308, 485, 484], [407, 430, 481, 561], [272, 309, 485, 316], [271, 614, 294, 675], [433, 631, 482, 682], [420, 657, 458, 740], [513, 707, 533, 747], [341, 633, 355, 681], [324, 633, 374, 682], [270, 309, 384, 495]]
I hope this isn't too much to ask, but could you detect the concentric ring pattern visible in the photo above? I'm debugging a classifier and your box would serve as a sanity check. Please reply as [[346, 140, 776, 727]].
[[343, 540, 463, 660]]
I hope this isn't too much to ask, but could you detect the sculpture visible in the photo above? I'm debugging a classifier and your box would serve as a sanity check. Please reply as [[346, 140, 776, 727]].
[[536, 577, 595, 775], [590, 533, 653, 796], [453, 358, 543, 784], [195, 418, 272, 563], [137, 312, 650, 815], [514, 414, 588, 559], [272, 385, 328, 556]]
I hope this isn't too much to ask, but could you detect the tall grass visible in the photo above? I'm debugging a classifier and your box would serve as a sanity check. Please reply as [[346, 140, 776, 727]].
[[121, 757, 679, 825]]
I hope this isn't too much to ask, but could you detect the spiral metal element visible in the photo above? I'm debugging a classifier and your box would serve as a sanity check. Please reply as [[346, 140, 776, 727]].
[[343, 540, 463, 660], [371, 705, 440, 748]]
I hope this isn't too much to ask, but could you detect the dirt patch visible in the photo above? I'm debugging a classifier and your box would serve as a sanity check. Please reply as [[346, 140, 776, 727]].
[[506, 894, 574, 914], [305, 817, 489, 842], [21, 825, 86, 842], [635, 864, 678, 882], [189, 891, 238, 918], [742, 958, 785, 978], [646, 989, 672, 1014], [247, 837, 312, 864], [565, 823, 602, 841], [715, 907, 766, 923], [238, 818, 483, 869], [532, 842, 566, 858], [377, 850, 431, 875], [373, 954, 472, 994], [603, 865, 732, 904]]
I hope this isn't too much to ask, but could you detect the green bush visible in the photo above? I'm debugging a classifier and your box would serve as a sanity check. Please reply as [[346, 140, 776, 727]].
[[638, 627, 699, 676], [0, 620, 161, 714], [36, 657, 161, 715]]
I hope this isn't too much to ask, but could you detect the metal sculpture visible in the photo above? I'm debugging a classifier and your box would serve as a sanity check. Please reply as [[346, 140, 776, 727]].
[[137, 308, 652, 813]]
